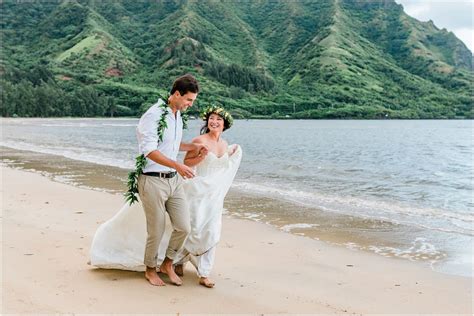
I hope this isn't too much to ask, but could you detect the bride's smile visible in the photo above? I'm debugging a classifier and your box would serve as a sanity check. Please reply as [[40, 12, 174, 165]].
[[208, 114, 224, 132]]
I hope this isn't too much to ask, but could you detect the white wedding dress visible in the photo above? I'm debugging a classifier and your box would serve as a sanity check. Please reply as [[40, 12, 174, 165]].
[[89, 145, 242, 272]]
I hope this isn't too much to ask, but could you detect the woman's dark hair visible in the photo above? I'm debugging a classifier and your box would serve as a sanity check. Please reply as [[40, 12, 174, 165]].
[[200, 112, 232, 134], [170, 74, 199, 96]]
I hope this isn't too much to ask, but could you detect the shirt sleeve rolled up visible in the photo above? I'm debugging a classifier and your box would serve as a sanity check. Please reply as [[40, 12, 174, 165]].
[[136, 106, 161, 157]]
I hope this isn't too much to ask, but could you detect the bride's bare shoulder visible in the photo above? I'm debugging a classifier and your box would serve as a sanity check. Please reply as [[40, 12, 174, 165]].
[[192, 135, 207, 144]]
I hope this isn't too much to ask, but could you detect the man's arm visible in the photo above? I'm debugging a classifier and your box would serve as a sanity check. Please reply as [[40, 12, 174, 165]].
[[146, 150, 195, 179]]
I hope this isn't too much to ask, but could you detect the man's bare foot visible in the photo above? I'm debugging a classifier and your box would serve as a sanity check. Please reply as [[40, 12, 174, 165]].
[[174, 263, 184, 277], [145, 267, 165, 286], [159, 257, 183, 286], [199, 277, 215, 288]]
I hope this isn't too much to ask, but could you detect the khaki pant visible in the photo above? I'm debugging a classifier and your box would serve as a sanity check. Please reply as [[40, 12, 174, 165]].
[[138, 174, 190, 268]]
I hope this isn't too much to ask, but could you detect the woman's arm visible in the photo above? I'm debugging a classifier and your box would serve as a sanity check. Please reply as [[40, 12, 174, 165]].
[[228, 144, 239, 156], [184, 138, 208, 167], [180, 141, 203, 152]]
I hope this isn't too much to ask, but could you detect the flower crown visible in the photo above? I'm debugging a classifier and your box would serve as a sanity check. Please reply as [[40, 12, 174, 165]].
[[200, 105, 234, 128]]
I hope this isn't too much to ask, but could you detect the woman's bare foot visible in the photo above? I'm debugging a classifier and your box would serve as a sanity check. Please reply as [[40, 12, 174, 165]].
[[145, 267, 165, 286], [174, 263, 184, 277], [199, 277, 215, 288], [159, 257, 183, 286]]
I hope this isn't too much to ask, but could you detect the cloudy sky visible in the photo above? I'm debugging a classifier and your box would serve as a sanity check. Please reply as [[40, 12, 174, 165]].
[[395, 0, 473, 52]]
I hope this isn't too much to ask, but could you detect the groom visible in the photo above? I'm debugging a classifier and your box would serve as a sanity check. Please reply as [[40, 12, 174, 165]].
[[136, 74, 204, 286]]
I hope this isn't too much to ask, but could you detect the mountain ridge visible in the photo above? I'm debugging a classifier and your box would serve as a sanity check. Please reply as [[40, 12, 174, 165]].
[[1, 0, 472, 118]]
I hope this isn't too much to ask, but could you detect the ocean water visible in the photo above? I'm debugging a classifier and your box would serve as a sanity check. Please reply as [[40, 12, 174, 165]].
[[1, 118, 472, 276]]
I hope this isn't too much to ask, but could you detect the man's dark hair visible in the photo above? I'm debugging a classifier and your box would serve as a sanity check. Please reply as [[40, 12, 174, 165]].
[[170, 74, 199, 96]]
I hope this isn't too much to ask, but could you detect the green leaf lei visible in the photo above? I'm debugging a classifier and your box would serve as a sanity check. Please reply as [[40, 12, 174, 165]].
[[182, 113, 189, 130], [125, 99, 187, 205]]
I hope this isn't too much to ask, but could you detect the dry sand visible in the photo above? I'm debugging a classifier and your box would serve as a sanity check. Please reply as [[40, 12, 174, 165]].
[[1, 166, 472, 314]]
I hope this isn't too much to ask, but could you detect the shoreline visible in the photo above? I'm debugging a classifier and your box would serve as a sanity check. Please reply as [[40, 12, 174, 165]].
[[2, 116, 473, 120], [1, 145, 471, 278], [2, 165, 472, 314]]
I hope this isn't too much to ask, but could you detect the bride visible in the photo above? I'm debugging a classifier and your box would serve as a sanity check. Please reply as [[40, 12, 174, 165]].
[[90, 105, 242, 288]]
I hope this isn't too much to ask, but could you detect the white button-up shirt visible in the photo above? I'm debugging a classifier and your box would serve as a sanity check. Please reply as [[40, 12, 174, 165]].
[[136, 99, 183, 173]]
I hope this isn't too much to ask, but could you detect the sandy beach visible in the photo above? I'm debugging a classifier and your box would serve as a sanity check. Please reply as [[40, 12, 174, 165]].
[[2, 166, 472, 314]]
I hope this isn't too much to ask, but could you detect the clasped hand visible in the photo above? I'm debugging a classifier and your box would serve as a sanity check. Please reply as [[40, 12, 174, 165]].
[[198, 145, 209, 157]]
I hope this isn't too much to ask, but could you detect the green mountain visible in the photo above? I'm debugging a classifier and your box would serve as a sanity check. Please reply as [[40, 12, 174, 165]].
[[1, 0, 472, 118]]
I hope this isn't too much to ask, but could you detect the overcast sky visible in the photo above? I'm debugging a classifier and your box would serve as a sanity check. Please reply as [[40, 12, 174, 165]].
[[395, 0, 473, 52]]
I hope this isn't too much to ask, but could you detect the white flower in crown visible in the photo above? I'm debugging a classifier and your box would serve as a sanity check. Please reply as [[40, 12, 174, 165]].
[[200, 105, 234, 128]]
